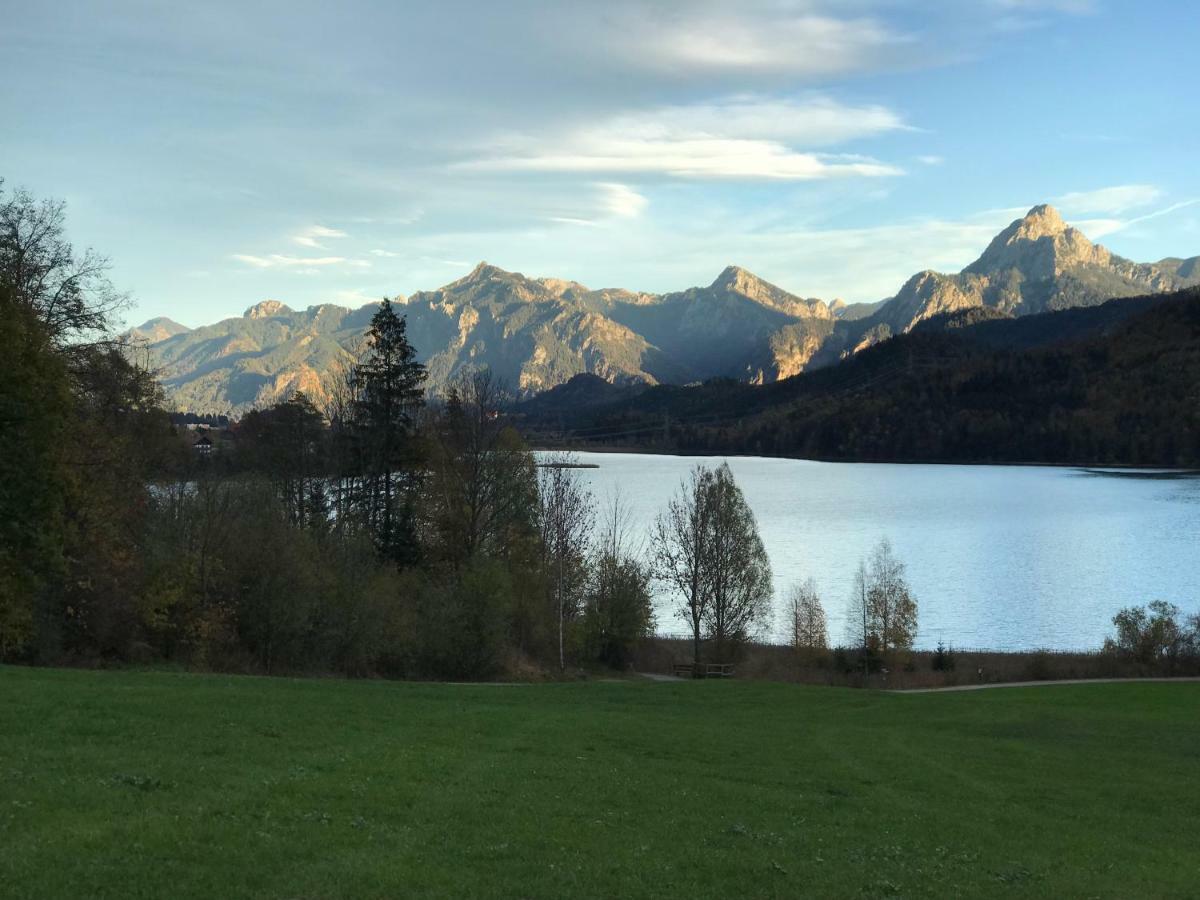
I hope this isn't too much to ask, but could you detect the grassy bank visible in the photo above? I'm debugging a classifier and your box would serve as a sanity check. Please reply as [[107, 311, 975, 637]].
[[2, 666, 1198, 898]]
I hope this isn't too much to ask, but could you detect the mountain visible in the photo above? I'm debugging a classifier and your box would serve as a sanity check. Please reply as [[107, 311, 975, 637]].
[[134, 262, 838, 413], [867, 204, 1200, 337], [126, 316, 191, 344], [132, 303, 377, 413], [132, 204, 1200, 414], [519, 287, 1200, 468]]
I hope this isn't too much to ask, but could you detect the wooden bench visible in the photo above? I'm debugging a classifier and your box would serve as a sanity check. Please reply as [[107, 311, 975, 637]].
[[672, 662, 697, 678], [704, 663, 735, 678]]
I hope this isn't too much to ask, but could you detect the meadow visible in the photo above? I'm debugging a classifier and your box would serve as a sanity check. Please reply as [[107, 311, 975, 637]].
[[2, 666, 1198, 898]]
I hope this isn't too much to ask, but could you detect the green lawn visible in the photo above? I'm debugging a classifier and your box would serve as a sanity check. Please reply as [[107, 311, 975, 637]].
[[2, 667, 1198, 898]]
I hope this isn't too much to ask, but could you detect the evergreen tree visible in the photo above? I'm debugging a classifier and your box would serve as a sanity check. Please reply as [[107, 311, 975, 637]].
[[350, 300, 427, 563]]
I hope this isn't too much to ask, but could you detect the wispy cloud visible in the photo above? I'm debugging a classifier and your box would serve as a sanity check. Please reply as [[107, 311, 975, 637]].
[[231, 254, 350, 267], [1056, 184, 1163, 215], [458, 96, 906, 181], [612, 9, 909, 76], [596, 183, 647, 218], [292, 224, 347, 248], [917, 155, 944, 166], [1075, 199, 1200, 240]]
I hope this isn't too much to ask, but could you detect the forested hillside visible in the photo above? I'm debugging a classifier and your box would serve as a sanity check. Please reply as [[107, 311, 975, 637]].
[[521, 287, 1200, 467]]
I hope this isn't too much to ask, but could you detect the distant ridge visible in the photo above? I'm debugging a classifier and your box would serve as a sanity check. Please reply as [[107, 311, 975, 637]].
[[129, 204, 1200, 414]]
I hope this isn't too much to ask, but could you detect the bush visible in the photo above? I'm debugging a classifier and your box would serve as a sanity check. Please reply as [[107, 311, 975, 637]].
[[581, 553, 654, 669], [1103, 602, 1197, 668], [413, 559, 512, 680]]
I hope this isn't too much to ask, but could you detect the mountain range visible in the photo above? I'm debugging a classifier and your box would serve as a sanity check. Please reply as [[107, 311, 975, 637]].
[[129, 204, 1200, 414]]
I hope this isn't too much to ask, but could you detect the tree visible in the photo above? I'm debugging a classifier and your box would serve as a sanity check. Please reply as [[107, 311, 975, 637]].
[[787, 578, 827, 651], [846, 558, 873, 674], [865, 538, 918, 654], [0, 285, 70, 659], [423, 369, 539, 565], [239, 391, 328, 528], [350, 299, 426, 563], [582, 490, 654, 669], [847, 538, 918, 661], [0, 182, 126, 347], [652, 465, 716, 667], [700, 463, 772, 658], [537, 453, 594, 671], [1104, 601, 1188, 665]]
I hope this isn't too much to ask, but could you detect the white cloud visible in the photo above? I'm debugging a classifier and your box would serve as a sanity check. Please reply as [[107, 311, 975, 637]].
[[458, 96, 906, 181], [1056, 184, 1163, 215], [370, 248, 401, 258], [292, 224, 347, 248], [596, 183, 647, 218], [917, 155, 944, 166], [614, 9, 907, 76], [232, 253, 349, 269], [1074, 199, 1200, 240]]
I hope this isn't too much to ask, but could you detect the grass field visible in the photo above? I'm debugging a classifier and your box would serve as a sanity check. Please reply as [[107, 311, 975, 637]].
[[2, 667, 1198, 898]]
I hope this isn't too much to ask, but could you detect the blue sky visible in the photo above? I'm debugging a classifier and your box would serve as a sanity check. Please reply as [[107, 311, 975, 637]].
[[3, 0, 1198, 326]]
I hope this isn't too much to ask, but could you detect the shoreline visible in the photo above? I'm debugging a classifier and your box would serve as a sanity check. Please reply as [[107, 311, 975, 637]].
[[529, 443, 1200, 474]]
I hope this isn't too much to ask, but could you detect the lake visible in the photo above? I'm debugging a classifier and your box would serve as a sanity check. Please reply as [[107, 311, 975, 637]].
[[551, 451, 1200, 651]]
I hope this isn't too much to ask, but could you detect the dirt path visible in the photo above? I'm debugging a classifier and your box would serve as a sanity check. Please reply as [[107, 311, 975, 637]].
[[893, 676, 1200, 694]]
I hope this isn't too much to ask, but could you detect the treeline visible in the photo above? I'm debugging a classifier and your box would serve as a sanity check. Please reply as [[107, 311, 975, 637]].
[[522, 288, 1200, 467], [0, 183, 664, 678]]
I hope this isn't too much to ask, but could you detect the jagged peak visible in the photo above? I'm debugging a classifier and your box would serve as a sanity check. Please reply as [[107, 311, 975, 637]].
[[1013, 203, 1068, 240], [711, 264, 760, 290], [244, 299, 293, 319], [461, 261, 510, 282]]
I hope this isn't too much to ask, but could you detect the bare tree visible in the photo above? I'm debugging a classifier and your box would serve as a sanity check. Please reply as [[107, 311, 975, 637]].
[[845, 558, 872, 675], [0, 183, 127, 347], [651, 466, 715, 667], [787, 578, 828, 651], [537, 453, 594, 671], [701, 463, 772, 658]]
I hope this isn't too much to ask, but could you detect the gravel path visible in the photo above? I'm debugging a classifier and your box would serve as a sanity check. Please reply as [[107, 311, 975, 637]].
[[893, 676, 1200, 694]]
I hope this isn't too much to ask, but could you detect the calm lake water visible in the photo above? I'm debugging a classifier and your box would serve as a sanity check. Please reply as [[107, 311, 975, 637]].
[[551, 452, 1200, 651]]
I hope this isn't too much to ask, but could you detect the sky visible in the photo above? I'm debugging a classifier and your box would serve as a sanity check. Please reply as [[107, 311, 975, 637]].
[[3, 0, 1198, 327]]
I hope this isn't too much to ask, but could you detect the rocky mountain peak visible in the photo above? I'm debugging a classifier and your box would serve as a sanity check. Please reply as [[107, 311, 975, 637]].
[[965, 203, 1101, 278], [1015, 203, 1067, 240], [244, 299, 293, 319], [711, 264, 758, 292], [459, 261, 509, 284]]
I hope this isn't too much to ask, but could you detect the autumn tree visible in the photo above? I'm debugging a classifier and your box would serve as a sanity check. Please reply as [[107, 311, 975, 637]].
[[700, 463, 772, 658], [787, 578, 828, 651], [847, 538, 918, 660]]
